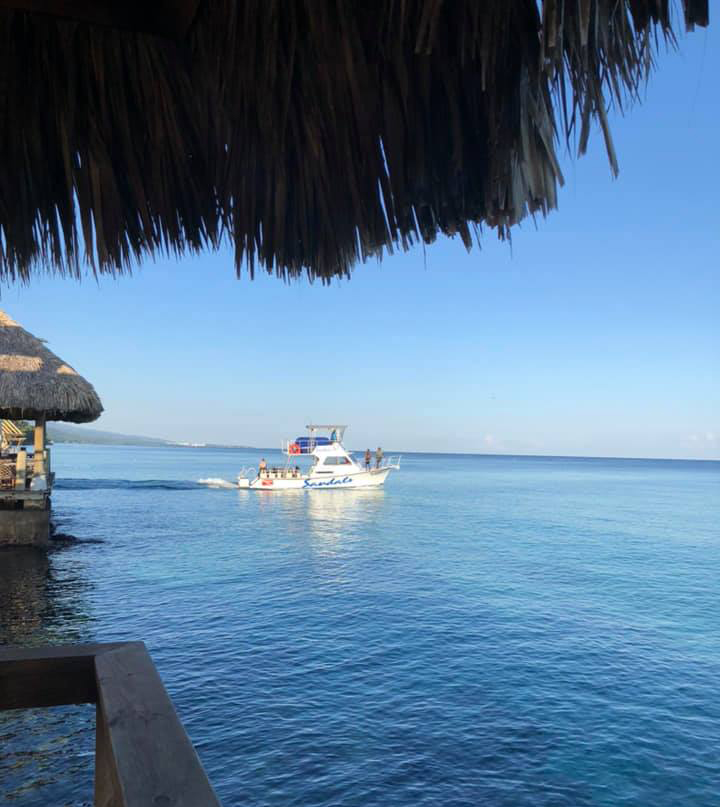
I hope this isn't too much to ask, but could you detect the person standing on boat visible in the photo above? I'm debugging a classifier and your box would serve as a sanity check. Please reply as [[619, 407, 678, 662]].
[[258, 458, 267, 477], [364, 448, 371, 470], [375, 447, 383, 468], [330, 429, 337, 442]]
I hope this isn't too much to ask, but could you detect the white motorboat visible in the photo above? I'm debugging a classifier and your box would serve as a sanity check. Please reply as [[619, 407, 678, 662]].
[[237, 425, 400, 490]]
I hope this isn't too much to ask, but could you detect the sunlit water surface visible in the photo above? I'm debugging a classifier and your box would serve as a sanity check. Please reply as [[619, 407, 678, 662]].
[[1, 445, 719, 806]]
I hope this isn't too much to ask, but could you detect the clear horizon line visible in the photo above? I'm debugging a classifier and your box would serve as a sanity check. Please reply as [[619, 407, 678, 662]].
[[53, 438, 719, 463]]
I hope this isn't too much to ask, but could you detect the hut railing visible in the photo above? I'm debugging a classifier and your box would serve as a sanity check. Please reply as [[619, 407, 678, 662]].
[[0, 642, 221, 806], [0, 457, 15, 489], [0, 450, 50, 491]]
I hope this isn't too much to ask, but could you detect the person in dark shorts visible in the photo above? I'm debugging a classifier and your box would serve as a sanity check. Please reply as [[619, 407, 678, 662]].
[[364, 448, 371, 470]]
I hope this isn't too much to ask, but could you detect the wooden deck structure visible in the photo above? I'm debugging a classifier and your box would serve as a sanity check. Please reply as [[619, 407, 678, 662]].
[[0, 421, 53, 544], [0, 310, 103, 544], [0, 418, 52, 496], [0, 417, 56, 545], [0, 642, 221, 806]]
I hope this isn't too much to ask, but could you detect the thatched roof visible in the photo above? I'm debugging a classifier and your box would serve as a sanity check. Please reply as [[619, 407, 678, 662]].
[[0, 1, 709, 284], [0, 311, 103, 423]]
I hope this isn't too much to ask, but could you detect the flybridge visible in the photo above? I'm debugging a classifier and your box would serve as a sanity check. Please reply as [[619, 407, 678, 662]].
[[286, 424, 348, 454], [306, 424, 347, 440], [291, 437, 331, 455]]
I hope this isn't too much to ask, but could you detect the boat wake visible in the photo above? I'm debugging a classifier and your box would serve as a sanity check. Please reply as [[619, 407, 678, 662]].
[[56, 477, 239, 491], [55, 479, 200, 491], [197, 477, 238, 489]]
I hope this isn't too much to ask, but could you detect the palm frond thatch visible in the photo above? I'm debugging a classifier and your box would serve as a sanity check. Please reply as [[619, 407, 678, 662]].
[[0, 1, 709, 284], [0, 311, 103, 423]]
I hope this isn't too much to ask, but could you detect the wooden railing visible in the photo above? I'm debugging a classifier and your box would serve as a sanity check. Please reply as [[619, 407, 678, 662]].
[[0, 642, 221, 806], [0, 458, 15, 489], [0, 451, 50, 492]]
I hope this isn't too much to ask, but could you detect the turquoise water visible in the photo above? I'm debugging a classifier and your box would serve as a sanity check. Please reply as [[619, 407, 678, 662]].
[[2, 445, 719, 805]]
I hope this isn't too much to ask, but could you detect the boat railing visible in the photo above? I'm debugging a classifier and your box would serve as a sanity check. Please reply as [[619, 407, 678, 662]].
[[354, 454, 402, 470], [239, 462, 308, 481], [260, 465, 304, 480], [281, 439, 329, 455]]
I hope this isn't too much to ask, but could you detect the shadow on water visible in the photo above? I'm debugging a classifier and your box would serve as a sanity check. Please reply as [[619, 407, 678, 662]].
[[0, 547, 97, 805], [50, 522, 104, 546]]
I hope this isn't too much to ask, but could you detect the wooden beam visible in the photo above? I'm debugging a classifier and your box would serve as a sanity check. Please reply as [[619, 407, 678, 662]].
[[95, 699, 123, 807], [0, 0, 202, 40], [33, 415, 45, 454], [0, 642, 130, 709], [1, 642, 220, 805], [13, 447, 26, 491], [33, 416, 46, 478], [0, 490, 49, 501], [94, 644, 221, 807]]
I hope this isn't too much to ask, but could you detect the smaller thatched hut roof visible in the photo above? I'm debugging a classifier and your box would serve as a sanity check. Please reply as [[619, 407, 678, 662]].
[[0, 311, 103, 423]]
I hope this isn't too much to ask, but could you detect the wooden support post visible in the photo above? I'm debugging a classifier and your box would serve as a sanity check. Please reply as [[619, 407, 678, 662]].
[[33, 417, 45, 477], [34, 416, 45, 454], [14, 448, 26, 490]]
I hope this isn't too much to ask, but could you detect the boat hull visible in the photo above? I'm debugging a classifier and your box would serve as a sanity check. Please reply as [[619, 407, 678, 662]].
[[239, 468, 391, 490]]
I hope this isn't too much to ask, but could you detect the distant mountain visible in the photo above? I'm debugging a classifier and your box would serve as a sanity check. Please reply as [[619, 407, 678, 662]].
[[47, 423, 171, 446], [46, 423, 253, 449]]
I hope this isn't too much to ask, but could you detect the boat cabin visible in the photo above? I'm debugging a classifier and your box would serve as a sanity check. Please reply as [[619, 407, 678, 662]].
[[270, 426, 358, 479]]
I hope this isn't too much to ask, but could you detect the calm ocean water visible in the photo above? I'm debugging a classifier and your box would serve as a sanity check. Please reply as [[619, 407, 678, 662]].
[[1, 444, 719, 806]]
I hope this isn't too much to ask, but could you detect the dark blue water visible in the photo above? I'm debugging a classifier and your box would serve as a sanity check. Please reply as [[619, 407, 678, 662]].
[[2, 445, 719, 806]]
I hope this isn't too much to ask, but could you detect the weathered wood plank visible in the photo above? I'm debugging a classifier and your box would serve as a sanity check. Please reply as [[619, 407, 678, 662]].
[[1, 642, 221, 804], [95, 700, 123, 807], [33, 416, 45, 454], [0, 642, 133, 709], [14, 448, 26, 490], [95, 643, 221, 807]]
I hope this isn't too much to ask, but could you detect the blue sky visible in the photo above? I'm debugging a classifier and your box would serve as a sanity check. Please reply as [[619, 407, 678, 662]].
[[2, 24, 718, 459]]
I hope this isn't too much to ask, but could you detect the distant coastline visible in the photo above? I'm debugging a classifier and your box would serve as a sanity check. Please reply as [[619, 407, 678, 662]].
[[45, 425, 718, 463], [47, 423, 251, 450]]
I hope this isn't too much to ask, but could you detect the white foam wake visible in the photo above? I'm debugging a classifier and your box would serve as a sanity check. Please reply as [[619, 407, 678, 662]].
[[197, 477, 237, 489]]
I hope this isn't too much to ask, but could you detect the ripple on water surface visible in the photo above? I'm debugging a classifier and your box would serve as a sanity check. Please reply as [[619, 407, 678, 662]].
[[1, 446, 720, 806]]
